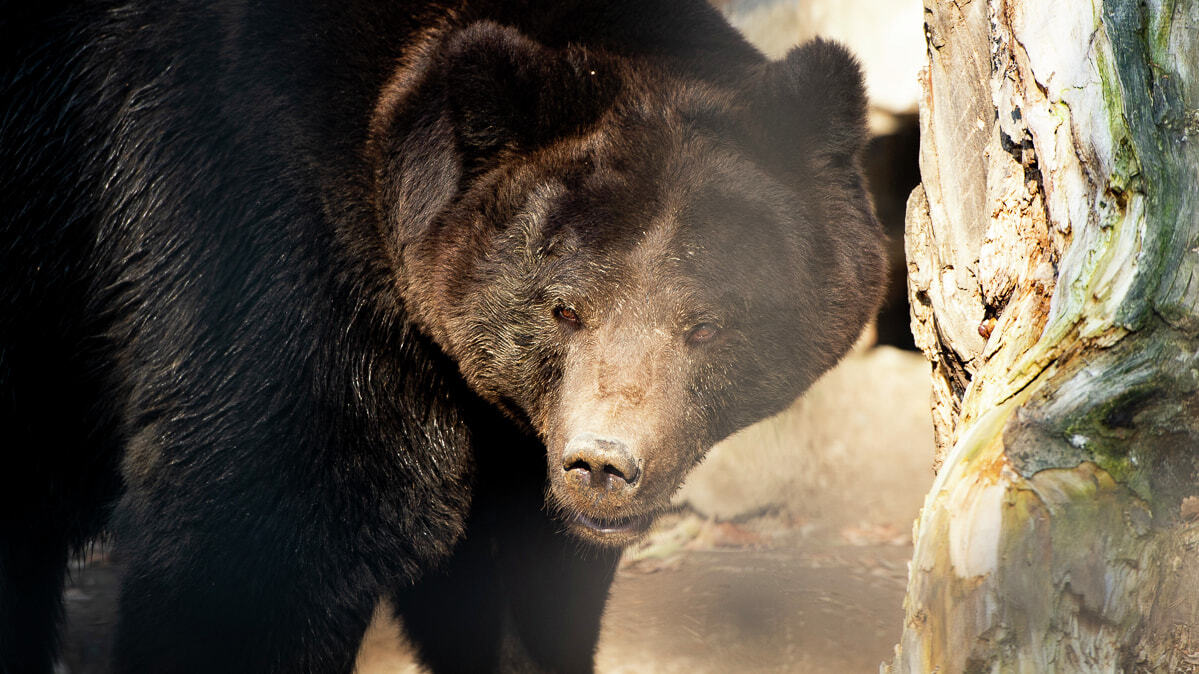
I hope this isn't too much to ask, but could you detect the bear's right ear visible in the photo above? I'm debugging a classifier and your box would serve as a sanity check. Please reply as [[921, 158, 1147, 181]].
[[369, 22, 619, 249], [435, 22, 619, 176]]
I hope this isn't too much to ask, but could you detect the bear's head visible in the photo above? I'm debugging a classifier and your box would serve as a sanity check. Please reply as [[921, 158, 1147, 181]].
[[370, 22, 886, 546]]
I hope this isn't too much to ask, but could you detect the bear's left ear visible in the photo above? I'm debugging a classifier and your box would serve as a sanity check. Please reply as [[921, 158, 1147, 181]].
[[756, 39, 869, 173], [437, 22, 620, 176]]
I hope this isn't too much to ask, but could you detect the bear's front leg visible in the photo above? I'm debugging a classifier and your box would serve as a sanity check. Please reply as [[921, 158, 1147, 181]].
[[394, 433, 621, 674], [109, 482, 381, 674]]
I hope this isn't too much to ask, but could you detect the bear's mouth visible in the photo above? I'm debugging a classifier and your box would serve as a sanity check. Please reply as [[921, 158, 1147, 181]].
[[567, 511, 654, 545]]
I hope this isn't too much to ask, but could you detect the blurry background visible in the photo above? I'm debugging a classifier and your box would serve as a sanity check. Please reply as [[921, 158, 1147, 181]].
[[60, 2, 931, 672]]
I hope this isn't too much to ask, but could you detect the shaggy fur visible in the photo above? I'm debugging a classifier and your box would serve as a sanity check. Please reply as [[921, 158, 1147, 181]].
[[0, 1, 885, 672]]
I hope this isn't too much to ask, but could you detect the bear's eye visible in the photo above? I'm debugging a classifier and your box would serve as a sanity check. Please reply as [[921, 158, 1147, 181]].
[[554, 306, 583, 329], [686, 322, 721, 346]]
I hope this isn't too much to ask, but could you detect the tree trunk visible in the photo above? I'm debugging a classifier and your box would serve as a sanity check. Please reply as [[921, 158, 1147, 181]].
[[890, 0, 1199, 671]]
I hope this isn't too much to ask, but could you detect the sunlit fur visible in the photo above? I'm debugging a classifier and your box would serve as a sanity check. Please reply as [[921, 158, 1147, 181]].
[[2, 1, 884, 672], [377, 26, 887, 548]]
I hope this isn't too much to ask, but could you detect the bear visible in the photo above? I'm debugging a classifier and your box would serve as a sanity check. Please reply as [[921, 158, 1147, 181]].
[[0, 1, 886, 672]]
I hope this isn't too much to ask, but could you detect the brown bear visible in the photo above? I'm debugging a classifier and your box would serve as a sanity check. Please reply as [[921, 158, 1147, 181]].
[[0, 1, 885, 672]]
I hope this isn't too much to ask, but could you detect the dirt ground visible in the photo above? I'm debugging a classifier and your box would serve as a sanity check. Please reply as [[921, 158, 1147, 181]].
[[59, 513, 919, 674], [596, 515, 914, 674]]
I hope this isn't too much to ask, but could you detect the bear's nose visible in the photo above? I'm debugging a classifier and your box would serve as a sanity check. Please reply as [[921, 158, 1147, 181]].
[[562, 433, 641, 494]]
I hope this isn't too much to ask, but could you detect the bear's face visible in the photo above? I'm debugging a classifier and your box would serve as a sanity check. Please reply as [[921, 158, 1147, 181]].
[[371, 23, 885, 546]]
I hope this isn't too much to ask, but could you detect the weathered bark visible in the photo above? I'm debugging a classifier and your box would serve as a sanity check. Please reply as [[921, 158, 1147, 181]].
[[891, 0, 1199, 671]]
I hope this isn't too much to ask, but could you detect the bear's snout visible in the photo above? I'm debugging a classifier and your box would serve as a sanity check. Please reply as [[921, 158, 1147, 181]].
[[562, 432, 641, 496], [556, 432, 657, 545]]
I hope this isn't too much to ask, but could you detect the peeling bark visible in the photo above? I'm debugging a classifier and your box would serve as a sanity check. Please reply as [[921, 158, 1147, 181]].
[[892, 0, 1199, 670]]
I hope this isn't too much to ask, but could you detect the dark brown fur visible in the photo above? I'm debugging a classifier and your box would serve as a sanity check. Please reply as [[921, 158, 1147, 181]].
[[373, 22, 886, 544], [2, 2, 884, 671]]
